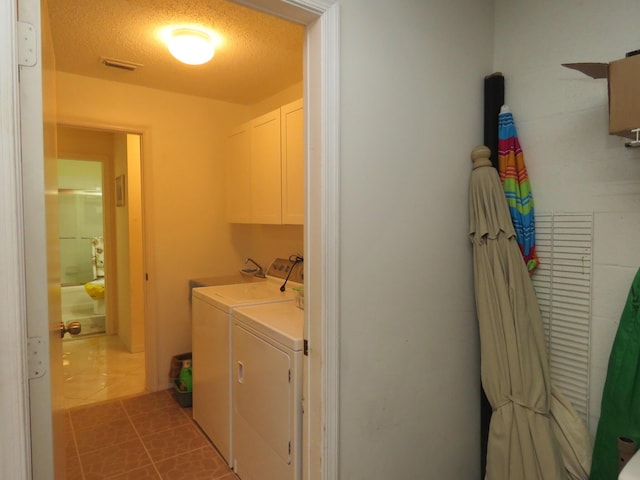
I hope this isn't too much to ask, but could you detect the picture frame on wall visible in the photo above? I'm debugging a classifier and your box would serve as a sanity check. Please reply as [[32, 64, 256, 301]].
[[115, 175, 126, 207]]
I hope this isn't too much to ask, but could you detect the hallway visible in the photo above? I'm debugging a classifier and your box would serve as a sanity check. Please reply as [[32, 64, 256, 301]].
[[63, 335, 145, 409]]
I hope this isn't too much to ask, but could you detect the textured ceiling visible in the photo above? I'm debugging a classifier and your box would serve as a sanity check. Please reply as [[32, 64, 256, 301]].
[[47, 0, 304, 105]]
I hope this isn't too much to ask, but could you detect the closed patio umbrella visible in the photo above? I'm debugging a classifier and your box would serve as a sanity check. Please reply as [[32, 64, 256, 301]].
[[469, 145, 565, 480]]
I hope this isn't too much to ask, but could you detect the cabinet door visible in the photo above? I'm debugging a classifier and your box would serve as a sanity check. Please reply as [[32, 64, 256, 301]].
[[226, 123, 251, 223], [250, 109, 282, 224], [281, 99, 304, 225]]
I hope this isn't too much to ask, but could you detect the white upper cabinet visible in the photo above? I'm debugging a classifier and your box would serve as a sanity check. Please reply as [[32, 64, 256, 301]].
[[226, 99, 304, 225], [226, 123, 251, 223], [281, 99, 304, 225], [250, 108, 283, 224]]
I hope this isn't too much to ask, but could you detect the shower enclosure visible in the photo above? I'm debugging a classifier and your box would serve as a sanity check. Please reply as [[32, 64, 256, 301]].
[[58, 158, 107, 338]]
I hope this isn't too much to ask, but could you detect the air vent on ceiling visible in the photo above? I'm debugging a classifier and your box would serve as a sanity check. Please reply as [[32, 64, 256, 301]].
[[101, 57, 143, 72]]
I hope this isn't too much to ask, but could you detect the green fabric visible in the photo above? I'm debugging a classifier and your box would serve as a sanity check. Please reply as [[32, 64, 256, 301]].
[[591, 267, 640, 480], [178, 364, 192, 392]]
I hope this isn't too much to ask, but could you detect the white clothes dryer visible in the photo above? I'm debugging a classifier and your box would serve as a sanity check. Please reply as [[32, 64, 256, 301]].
[[232, 301, 304, 480]]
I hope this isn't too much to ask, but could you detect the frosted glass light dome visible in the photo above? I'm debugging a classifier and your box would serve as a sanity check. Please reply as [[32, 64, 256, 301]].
[[168, 28, 214, 65]]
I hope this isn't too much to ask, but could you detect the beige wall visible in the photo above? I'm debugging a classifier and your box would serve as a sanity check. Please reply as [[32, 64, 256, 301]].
[[113, 134, 129, 343], [57, 126, 113, 159], [229, 224, 304, 271], [338, 0, 493, 477], [56, 72, 303, 388], [126, 134, 145, 352], [112, 132, 145, 353]]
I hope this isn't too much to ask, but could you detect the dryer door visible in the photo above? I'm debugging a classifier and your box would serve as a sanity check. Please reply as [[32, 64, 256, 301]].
[[233, 324, 293, 478]]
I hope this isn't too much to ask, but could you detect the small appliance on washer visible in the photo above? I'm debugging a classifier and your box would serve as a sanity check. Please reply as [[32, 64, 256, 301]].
[[232, 301, 304, 480], [191, 258, 303, 466]]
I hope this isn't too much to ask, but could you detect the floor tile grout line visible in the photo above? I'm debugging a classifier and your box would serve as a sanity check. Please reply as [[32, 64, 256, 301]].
[[128, 393, 233, 477], [135, 421, 208, 468], [69, 390, 236, 479], [75, 398, 153, 479], [130, 409, 164, 480], [127, 414, 192, 438], [185, 412, 237, 474], [119, 389, 178, 418], [101, 398, 157, 480], [146, 441, 219, 467], [123, 394, 207, 479], [70, 399, 131, 457], [67, 411, 87, 480]]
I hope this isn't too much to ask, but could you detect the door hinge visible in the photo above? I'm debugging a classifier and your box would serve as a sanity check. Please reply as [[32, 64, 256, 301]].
[[303, 338, 308, 356], [27, 336, 46, 379], [17, 22, 37, 67], [288, 441, 291, 455], [288, 369, 291, 383]]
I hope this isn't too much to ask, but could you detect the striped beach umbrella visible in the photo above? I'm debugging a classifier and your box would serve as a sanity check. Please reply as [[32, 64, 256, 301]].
[[498, 106, 539, 272]]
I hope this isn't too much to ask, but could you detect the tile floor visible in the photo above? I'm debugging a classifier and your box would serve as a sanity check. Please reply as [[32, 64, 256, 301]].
[[65, 390, 238, 480], [63, 335, 146, 409]]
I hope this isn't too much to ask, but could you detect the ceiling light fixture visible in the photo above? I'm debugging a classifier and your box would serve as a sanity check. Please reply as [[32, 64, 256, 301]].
[[167, 28, 214, 65]]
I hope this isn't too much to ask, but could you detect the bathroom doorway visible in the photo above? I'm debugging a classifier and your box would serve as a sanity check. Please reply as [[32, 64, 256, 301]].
[[57, 125, 147, 409], [58, 158, 108, 338]]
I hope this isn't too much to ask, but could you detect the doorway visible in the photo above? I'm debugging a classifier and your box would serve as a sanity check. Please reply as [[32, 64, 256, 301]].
[[3, 0, 338, 479], [58, 158, 107, 337], [57, 126, 147, 409]]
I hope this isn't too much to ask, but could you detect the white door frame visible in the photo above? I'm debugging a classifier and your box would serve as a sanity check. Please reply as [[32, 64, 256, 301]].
[[55, 120, 158, 393], [236, 3, 339, 478], [0, 0, 339, 478]]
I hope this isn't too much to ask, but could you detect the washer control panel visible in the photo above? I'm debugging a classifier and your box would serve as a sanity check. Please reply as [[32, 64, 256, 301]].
[[266, 257, 304, 283]]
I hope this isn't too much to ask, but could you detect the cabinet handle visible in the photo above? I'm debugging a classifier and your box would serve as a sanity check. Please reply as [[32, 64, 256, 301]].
[[238, 361, 244, 383]]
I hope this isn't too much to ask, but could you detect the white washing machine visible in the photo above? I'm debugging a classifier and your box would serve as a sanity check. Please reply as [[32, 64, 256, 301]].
[[232, 301, 304, 480], [191, 258, 302, 466]]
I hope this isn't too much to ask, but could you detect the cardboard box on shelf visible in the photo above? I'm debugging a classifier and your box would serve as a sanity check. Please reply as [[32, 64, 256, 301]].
[[563, 54, 640, 139]]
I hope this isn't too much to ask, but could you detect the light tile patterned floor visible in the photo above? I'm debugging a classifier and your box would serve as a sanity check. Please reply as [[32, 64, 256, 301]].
[[65, 390, 238, 480], [63, 335, 146, 409]]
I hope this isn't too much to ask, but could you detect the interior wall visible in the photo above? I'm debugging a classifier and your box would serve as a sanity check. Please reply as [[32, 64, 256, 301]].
[[55, 72, 303, 387], [113, 132, 145, 353], [493, 0, 640, 435], [57, 126, 113, 158], [230, 224, 304, 269], [338, 0, 493, 477], [113, 134, 130, 347], [126, 134, 145, 352]]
